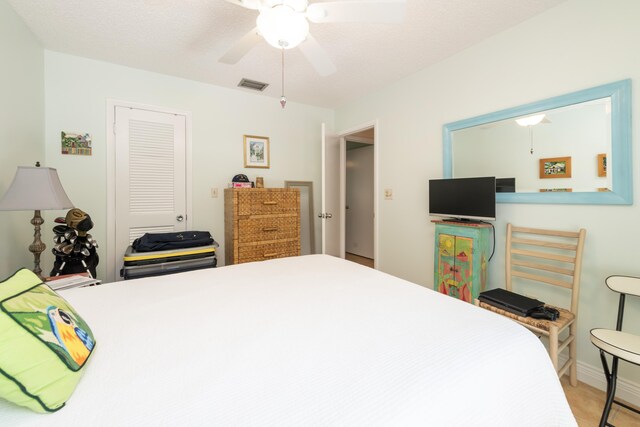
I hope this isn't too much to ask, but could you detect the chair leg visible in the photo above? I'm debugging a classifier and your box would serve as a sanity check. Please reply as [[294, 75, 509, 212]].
[[549, 325, 559, 372], [569, 322, 578, 386], [599, 350, 618, 427]]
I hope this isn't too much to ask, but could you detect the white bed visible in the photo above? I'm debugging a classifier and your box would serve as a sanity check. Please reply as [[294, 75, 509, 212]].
[[0, 255, 576, 426]]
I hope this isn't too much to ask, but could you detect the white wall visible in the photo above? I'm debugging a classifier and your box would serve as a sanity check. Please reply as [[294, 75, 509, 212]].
[[0, 0, 44, 276], [42, 51, 334, 281], [336, 0, 640, 385]]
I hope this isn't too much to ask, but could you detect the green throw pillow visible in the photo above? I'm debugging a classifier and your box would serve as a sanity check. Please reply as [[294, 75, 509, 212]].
[[0, 269, 96, 413]]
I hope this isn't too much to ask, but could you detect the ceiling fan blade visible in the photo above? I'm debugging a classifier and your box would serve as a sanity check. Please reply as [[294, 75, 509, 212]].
[[298, 34, 337, 76], [219, 27, 262, 64], [223, 0, 262, 10], [307, 0, 405, 24]]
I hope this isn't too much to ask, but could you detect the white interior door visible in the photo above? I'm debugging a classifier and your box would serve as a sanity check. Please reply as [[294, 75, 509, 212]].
[[113, 106, 187, 279], [321, 123, 342, 257]]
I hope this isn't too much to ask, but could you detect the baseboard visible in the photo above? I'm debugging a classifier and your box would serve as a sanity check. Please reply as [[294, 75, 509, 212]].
[[560, 354, 640, 407]]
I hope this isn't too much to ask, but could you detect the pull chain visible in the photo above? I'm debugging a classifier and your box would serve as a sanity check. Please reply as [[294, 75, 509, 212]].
[[280, 47, 287, 109], [529, 126, 534, 154]]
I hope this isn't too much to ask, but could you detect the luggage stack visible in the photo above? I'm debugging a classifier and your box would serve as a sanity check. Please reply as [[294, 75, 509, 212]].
[[121, 231, 218, 280]]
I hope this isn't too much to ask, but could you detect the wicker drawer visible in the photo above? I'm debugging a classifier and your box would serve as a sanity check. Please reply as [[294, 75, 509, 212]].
[[237, 190, 298, 216], [225, 188, 300, 265], [238, 216, 298, 243], [238, 240, 299, 263]]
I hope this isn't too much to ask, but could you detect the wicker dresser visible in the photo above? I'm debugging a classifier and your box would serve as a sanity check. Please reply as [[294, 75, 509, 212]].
[[224, 188, 300, 265]]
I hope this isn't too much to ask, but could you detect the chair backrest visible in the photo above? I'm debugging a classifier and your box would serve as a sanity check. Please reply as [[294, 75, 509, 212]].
[[506, 224, 587, 314], [605, 276, 640, 298], [604, 275, 640, 331]]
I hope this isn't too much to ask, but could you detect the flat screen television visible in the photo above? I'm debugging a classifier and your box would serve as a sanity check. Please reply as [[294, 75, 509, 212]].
[[429, 176, 496, 221]]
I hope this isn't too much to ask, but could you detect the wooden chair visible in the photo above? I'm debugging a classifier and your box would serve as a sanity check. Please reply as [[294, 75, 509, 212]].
[[590, 276, 640, 427], [478, 224, 586, 386]]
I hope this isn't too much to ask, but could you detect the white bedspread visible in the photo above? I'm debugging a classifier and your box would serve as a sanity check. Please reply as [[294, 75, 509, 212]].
[[0, 255, 576, 426]]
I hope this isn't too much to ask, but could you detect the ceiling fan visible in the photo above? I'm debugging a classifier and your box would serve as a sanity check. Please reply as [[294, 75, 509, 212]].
[[220, 0, 406, 76]]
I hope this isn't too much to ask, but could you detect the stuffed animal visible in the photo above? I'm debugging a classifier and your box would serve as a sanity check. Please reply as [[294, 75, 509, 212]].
[[50, 208, 99, 278]]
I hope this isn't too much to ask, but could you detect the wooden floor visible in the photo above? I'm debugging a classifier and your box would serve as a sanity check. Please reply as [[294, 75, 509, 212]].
[[562, 377, 640, 426], [345, 252, 640, 426], [345, 252, 374, 268]]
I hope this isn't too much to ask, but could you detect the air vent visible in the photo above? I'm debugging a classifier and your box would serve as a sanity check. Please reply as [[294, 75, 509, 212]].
[[238, 78, 269, 92]]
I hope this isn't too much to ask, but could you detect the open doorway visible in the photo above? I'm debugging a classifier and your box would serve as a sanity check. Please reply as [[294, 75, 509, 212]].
[[321, 121, 378, 267], [344, 127, 374, 268]]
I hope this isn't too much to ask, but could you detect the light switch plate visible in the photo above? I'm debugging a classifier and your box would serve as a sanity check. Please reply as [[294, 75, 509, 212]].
[[384, 189, 393, 200]]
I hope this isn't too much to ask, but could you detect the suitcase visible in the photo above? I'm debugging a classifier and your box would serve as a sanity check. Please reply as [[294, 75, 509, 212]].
[[121, 244, 217, 280]]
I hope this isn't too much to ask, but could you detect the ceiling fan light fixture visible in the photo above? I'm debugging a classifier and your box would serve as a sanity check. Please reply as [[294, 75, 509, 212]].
[[257, 5, 309, 49], [262, 0, 308, 13], [516, 113, 546, 127]]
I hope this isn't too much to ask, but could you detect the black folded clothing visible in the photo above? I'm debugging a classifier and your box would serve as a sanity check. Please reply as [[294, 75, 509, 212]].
[[478, 288, 544, 317], [132, 231, 215, 252]]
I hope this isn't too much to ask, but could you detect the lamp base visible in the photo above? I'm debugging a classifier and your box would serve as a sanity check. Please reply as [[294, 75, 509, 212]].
[[28, 209, 46, 280]]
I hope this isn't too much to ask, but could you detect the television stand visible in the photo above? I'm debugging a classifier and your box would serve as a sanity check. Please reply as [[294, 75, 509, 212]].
[[441, 218, 483, 224], [432, 220, 491, 303], [437, 218, 488, 227]]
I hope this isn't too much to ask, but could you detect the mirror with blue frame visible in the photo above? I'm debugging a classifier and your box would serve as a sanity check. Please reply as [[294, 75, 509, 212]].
[[443, 80, 632, 204]]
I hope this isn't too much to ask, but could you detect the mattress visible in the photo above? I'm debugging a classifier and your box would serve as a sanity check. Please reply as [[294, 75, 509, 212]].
[[0, 255, 576, 426]]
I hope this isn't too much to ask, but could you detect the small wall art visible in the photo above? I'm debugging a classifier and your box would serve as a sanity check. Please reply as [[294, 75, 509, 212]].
[[61, 132, 92, 156], [597, 153, 607, 177], [539, 156, 571, 179], [243, 135, 270, 168]]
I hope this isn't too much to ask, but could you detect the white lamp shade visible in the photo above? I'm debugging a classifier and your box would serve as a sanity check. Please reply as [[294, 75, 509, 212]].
[[0, 166, 74, 211], [257, 5, 309, 49]]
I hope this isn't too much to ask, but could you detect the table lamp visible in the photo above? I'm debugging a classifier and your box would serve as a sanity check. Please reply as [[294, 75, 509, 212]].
[[0, 162, 74, 279]]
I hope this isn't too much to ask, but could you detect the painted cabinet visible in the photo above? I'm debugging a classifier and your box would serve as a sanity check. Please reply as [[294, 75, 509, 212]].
[[433, 221, 491, 303]]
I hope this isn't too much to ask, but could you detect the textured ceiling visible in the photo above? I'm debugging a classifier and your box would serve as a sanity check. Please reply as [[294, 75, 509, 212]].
[[7, 0, 566, 108]]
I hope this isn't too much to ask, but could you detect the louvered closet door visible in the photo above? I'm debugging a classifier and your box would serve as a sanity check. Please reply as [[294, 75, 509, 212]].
[[114, 106, 186, 268]]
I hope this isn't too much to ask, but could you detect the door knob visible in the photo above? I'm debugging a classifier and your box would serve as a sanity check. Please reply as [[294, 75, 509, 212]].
[[176, 215, 184, 222]]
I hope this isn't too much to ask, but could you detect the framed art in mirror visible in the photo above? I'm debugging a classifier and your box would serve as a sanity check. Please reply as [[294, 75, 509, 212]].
[[443, 79, 632, 204], [539, 157, 571, 179]]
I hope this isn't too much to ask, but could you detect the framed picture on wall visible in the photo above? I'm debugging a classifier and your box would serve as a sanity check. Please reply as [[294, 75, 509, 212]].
[[539, 156, 572, 179], [597, 153, 607, 177], [243, 135, 270, 168]]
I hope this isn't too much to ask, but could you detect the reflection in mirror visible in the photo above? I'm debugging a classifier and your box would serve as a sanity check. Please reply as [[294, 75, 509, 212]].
[[284, 180, 315, 254], [443, 80, 632, 204], [452, 98, 612, 193]]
